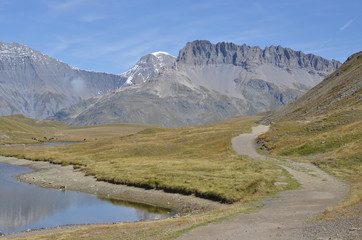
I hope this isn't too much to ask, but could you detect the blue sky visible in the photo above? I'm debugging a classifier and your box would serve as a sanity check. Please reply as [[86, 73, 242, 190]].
[[0, 0, 360, 74]]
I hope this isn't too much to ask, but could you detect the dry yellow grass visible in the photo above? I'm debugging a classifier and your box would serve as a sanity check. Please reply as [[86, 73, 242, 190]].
[[0, 115, 151, 144], [0, 115, 294, 203], [258, 107, 362, 211]]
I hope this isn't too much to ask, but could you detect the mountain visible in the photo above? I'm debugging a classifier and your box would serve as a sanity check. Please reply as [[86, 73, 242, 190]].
[[0, 42, 125, 119], [263, 51, 362, 122], [176, 40, 340, 112], [120, 51, 176, 86], [53, 40, 341, 127]]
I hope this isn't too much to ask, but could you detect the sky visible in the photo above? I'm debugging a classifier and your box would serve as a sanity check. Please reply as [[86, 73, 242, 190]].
[[0, 0, 361, 74]]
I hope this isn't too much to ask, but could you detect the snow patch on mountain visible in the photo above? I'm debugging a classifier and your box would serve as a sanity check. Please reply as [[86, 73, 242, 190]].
[[119, 52, 176, 87], [151, 51, 174, 57]]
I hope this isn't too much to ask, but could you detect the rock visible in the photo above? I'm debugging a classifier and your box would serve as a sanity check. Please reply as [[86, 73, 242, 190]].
[[178, 40, 340, 73], [274, 182, 289, 186]]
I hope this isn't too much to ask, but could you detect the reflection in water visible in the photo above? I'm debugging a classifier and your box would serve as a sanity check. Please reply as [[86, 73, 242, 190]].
[[43, 142, 81, 146], [0, 163, 171, 234], [98, 197, 174, 221]]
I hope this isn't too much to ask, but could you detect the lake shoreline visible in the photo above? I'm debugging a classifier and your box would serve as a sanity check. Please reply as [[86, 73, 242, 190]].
[[0, 156, 222, 233]]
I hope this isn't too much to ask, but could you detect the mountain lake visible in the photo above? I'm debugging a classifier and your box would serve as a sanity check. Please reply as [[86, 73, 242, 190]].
[[0, 163, 172, 234]]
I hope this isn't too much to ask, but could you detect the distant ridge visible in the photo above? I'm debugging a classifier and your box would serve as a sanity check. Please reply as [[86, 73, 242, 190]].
[[51, 40, 341, 127], [0, 41, 125, 119]]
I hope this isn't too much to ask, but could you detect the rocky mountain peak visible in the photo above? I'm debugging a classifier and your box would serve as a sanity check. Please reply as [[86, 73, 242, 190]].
[[0, 41, 54, 65], [120, 51, 176, 86]]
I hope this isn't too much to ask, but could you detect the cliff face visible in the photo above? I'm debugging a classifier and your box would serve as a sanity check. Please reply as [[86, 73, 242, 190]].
[[52, 41, 341, 127], [0, 42, 125, 119], [178, 40, 340, 75]]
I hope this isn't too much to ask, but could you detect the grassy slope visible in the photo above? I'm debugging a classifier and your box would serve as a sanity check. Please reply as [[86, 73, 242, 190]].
[[258, 52, 362, 209], [0, 115, 151, 144], [0, 115, 294, 203], [0, 115, 66, 144]]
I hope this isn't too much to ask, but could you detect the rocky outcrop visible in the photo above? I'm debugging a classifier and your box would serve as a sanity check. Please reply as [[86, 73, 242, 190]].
[[178, 40, 340, 76]]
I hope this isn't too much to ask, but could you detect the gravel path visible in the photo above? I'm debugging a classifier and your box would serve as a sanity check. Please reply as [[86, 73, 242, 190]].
[[177, 125, 350, 240]]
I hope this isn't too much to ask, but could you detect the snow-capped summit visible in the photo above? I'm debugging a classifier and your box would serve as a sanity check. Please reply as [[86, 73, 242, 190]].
[[120, 52, 176, 86], [151, 51, 174, 57], [0, 42, 53, 65]]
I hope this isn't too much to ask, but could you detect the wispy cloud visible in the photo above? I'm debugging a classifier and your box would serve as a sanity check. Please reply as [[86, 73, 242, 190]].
[[46, 35, 89, 56], [289, 39, 331, 52], [339, 19, 353, 31], [79, 14, 104, 23], [42, 0, 88, 17], [0, 0, 12, 12], [256, 17, 276, 24], [217, 27, 280, 46]]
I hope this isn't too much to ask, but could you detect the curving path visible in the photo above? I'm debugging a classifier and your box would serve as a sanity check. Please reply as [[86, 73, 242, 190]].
[[177, 125, 347, 240]]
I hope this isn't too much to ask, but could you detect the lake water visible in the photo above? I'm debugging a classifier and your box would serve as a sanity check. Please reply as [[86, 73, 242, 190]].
[[0, 163, 171, 234], [43, 142, 82, 146]]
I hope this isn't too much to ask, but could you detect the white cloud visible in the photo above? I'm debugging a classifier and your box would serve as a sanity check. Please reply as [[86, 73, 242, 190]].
[[42, 0, 88, 17], [339, 19, 353, 31], [45, 35, 90, 58], [79, 14, 104, 23], [70, 77, 86, 94]]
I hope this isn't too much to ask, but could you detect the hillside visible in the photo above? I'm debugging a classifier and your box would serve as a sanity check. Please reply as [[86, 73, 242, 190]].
[[258, 51, 362, 208], [52, 40, 340, 127], [263, 51, 362, 121], [0, 115, 150, 145]]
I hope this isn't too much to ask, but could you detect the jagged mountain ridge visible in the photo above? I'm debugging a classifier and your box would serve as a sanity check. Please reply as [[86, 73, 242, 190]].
[[52, 40, 341, 127], [0, 41, 125, 119], [178, 40, 340, 71]]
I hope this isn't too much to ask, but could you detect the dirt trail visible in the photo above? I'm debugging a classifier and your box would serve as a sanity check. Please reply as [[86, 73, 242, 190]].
[[178, 125, 348, 240]]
